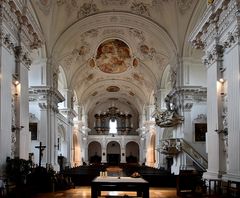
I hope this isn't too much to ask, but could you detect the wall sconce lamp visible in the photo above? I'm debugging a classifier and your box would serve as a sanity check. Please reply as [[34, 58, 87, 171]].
[[14, 80, 20, 86], [218, 66, 226, 83], [219, 78, 225, 83], [12, 125, 24, 131], [13, 74, 20, 86], [214, 128, 228, 136]]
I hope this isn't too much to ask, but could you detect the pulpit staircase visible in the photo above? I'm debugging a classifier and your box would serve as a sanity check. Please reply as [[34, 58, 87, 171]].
[[180, 138, 208, 171], [159, 138, 208, 171]]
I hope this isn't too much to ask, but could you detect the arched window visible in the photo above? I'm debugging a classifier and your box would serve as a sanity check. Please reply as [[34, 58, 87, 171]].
[[109, 119, 117, 134]]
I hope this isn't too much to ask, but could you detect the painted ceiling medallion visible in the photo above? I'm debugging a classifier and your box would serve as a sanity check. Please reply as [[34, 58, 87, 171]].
[[96, 39, 131, 74], [89, 58, 95, 68], [133, 58, 139, 67], [140, 44, 156, 59], [106, 86, 120, 92], [132, 73, 144, 82], [86, 74, 94, 81], [78, 45, 90, 56], [140, 44, 149, 54], [92, 91, 98, 96], [129, 91, 135, 96]]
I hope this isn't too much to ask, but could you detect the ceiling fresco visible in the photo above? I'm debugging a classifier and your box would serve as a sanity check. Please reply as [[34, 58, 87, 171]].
[[30, 0, 205, 114], [96, 39, 132, 74]]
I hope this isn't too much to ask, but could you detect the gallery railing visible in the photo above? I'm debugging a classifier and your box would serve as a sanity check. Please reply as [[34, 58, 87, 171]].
[[89, 130, 139, 135]]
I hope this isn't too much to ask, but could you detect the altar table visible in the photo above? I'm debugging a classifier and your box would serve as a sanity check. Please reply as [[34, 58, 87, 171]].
[[91, 176, 149, 198]]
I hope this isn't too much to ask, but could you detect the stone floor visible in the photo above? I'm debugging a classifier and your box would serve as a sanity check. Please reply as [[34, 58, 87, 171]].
[[33, 186, 179, 198]]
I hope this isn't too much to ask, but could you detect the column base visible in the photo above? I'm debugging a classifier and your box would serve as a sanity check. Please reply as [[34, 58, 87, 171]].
[[203, 170, 223, 180], [222, 173, 240, 182]]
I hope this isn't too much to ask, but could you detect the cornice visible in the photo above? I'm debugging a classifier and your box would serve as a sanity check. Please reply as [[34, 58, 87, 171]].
[[59, 108, 78, 119], [57, 113, 69, 125], [1, 0, 42, 51], [202, 44, 224, 66], [0, 30, 32, 68], [189, 0, 233, 50], [29, 86, 65, 104], [179, 86, 207, 102]]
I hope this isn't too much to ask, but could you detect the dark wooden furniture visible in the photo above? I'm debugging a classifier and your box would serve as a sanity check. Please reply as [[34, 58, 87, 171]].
[[206, 179, 221, 196], [226, 180, 240, 197], [91, 176, 149, 198]]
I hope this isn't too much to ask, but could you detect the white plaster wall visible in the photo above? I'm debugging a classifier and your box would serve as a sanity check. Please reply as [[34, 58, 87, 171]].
[[29, 62, 46, 86], [183, 60, 206, 87], [29, 102, 41, 120]]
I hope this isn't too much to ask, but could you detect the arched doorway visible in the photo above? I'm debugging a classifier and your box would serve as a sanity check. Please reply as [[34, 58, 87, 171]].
[[88, 141, 102, 164], [106, 141, 121, 165], [126, 141, 139, 164], [57, 124, 67, 157]]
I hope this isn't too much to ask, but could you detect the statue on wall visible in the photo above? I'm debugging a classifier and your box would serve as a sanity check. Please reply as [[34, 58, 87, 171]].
[[155, 90, 184, 128], [170, 67, 177, 89]]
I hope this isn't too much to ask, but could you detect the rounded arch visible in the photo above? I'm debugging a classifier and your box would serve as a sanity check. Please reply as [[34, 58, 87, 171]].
[[88, 141, 102, 164], [58, 65, 68, 109], [126, 141, 139, 164], [182, 1, 206, 57], [106, 141, 121, 165], [160, 64, 172, 90], [57, 124, 67, 157], [58, 65, 68, 92]]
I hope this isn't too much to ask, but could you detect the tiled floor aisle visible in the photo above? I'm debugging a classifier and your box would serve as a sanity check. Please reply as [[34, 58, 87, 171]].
[[33, 186, 179, 198]]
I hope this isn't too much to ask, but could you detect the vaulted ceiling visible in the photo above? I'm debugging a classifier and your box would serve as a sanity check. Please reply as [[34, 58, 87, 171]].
[[30, 0, 205, 114]]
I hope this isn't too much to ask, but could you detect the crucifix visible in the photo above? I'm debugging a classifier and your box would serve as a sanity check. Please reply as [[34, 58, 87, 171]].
[[35, 141, 46, 167]]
